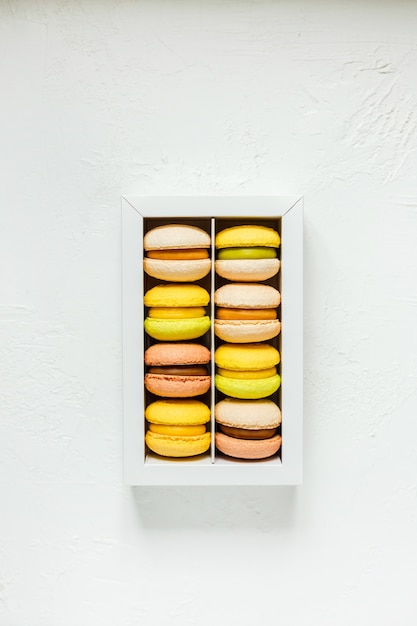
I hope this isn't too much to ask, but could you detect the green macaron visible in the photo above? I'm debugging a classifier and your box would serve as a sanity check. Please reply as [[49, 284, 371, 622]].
[[215, 373, 281, 399], [144, 317, 211, 341]]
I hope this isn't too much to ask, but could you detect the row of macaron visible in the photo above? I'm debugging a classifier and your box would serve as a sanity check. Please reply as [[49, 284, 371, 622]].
[[143, 222, 212, 459], [144, 342, 282, 459], [208, 225, 282, 460], [144, 223, 280, 283], [144, 282, 281, 344]]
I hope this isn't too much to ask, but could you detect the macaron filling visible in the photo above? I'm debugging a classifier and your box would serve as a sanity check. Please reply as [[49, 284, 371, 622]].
[[149, 423, 207, 436], [216, 307, 277, 320], [147, 249, 209, 260], [218, 247, 277, 260], [217, 367, 277, 379], [148, 307, 206, 319], [148, 366, 208, 376], [218, 425, 278, 439]]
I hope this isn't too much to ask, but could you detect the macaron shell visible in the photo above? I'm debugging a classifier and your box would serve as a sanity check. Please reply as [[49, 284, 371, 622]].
[[214, 319, 281, 343], [215, 225, 280, 249], [215, 373, 281, 399], [145, 373, 211, 397], [215, 432, 282, 460], [144, 316, 211, 340], [146, 399, 210, 425], [215, 258, 280, 282], [145, 343, 210, 366], [215, 398, 282, 429], [144, 284, 210, 307], [144, 224, 210, 250], [146, 431, 211, 457], [214, 283, 280, 309], [215, 343, 280, 371], [144, 258, 211, 282]]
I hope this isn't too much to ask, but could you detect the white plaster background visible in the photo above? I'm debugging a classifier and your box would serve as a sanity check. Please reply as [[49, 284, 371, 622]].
[[1, 1, 417, 624]]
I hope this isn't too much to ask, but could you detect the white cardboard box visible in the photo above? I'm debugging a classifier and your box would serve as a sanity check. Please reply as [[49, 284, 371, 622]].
[[122, 196, 303, 485]]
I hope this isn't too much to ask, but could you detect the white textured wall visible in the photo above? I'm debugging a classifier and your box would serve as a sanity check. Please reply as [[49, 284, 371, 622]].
[[1, 1, 417, 624]]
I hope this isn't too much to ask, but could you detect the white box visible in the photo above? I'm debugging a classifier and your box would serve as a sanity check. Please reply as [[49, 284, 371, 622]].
[[122, 196, 303, 485]]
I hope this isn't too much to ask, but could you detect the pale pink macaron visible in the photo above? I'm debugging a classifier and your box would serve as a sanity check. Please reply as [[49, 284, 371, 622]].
[[215, 399, 282, 459], [215, 432, 282, 460], [145, 342, 211, 398]]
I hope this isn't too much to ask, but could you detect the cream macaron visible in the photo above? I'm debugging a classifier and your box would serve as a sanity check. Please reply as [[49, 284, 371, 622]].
[[214, 283, 281, 343], [144, 224, 211, 282]]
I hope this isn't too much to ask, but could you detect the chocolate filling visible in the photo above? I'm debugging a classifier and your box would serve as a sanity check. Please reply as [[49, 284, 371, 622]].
[[148, 365, 208, 376], [219, 425, 278, 440]]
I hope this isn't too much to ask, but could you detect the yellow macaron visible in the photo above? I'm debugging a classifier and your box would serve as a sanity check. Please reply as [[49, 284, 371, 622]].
[[144, 317, 211, 341], [215, 343, 280, 371], [145, 399, 211, 457], [144, 284, 210, 307], [215, 225, 280, 282], [145, 431, 211, 457], [144, 284, 211, 341], [215, 225, 280, 249], [145, 399, 211, 426], [214, 373, 281, 399], [214, 343, 281, 400]]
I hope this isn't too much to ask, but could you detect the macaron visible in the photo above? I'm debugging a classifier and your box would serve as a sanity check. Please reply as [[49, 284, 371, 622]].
[[145, 399, 211, 457], [215, 225, 280, 282], [215, 395, 282, 461], [214, 283, 281, 343], [144, 284, 211, 341], [145, 342, 211, 397], [214, 343, 281, 399], [144, 224, 211, 282]]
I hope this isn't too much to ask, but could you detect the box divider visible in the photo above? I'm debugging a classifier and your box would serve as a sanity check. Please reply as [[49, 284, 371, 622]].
[[210, 217, 216, 464]]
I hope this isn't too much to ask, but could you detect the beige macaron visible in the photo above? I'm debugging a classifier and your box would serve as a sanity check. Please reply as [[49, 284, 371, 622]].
[[214, 319, 280, 343], [214, 283, 281, 309], [144, 224, 210, 250], [215, 398, 282, 429], [214, 283, 281, 343], [144, 258, 211, 282], [144, 224, 211, 282]]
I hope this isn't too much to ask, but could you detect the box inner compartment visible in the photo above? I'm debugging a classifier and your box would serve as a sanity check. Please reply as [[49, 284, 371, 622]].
[[143, 216, 282, 466]]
